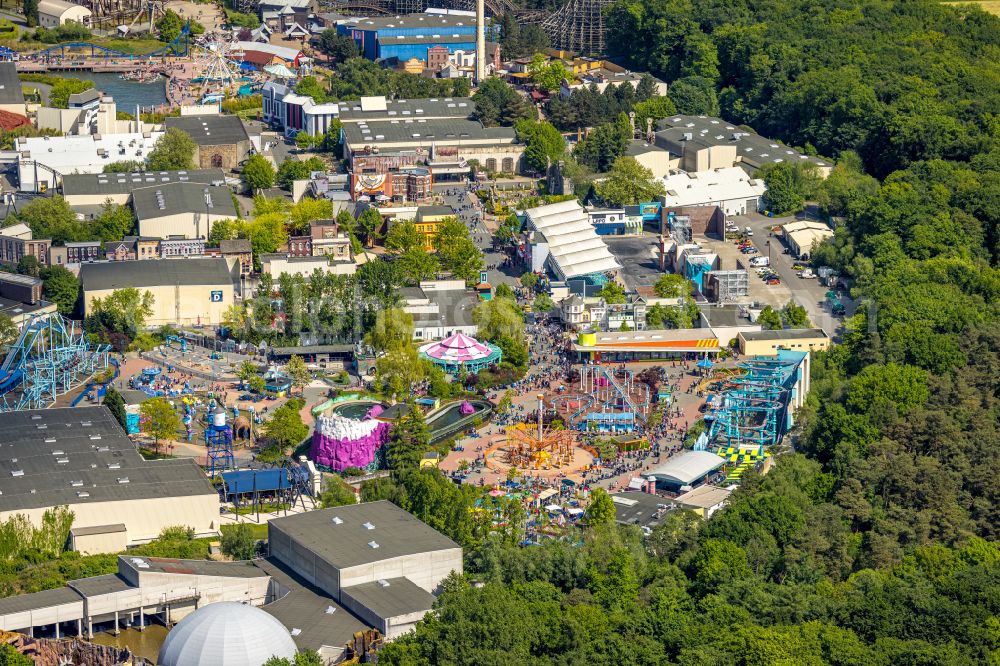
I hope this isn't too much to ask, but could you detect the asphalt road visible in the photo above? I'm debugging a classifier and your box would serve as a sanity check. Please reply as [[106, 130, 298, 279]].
[[439, 185, 519, 286], [604, 235, 662, 290], [732, 212, 848, 339]]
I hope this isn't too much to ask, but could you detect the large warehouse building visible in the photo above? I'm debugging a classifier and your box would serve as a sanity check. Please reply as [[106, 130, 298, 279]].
[[80, 257, 236, 326], [522, 200, 621, 281], [0, 502, 462, 662], [0, 407, 220, 554]]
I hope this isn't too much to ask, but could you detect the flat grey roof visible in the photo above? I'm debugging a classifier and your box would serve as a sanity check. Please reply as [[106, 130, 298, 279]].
[[342, 118, 514, 147], [352, 14, 480, 31], [131, 181, 236, 221], [164, 115, 250, 146], [416, 205, 454, 219], [657, 114, 829, 168], [341, 577, 435, 621], [270, 344, 353, 355], [269, 501, 460, 570], [68, 88, 100, 106], [256, 558, 367, 653], [0, 62, 25, 106], [610, 491, 668, 527], [68, 573, 132, 598], [410, 285, 477, 328], [0, 407, 217, 513], [70, 523, 126, 536], [0, 296, 52, 319], [80, 257, 234, 291], [0, 587, 81, 616], [741, 328, 828, 341], [62, 169, 225, 197], [136, 557, 267, 578]]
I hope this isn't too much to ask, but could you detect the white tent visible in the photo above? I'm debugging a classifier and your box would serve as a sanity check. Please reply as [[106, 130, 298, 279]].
[[643, 451, 726, 486]]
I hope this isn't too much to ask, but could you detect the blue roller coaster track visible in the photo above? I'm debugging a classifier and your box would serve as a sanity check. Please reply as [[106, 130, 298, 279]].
[[0, 314, 111, 412], [2, 22, 192, 62]]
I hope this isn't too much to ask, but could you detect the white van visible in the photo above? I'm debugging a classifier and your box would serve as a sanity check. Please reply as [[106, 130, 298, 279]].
[[750, 256, 770, 267], [745, 226, 754, 236]]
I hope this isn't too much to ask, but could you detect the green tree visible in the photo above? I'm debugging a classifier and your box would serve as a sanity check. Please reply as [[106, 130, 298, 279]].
[[276, 156, 325, 189], [533, 292, 554, 313], [516, 119, 566, 172], [262, 399, 309, 453], [595, 156, 666, 205], [318, 476, 357, 508], [93, 200, 135, 241], [520, 272, 538, 290], [434, 217, 484, 285], [574, 115, 631, 172], [155, 9, 184, 42], [781, 300, 811, 328], [243, 154, 276, 193], [90, 288, 155, 334], [285, 355, 311, 396], [598, 282, 626, 304], [23, 0, 38, 24], [653, 273, 691, 298], [220, 523, 259, 560], [585, 488, 615, 527], [40, 265, 80, 314], [761, 162, 805, 214], [356, 207, 383, 248], [376, 346, 426, 397], [140, 397, 181, 451], [294, 131, 313, 151], [365, 308, 413, 353], [147, 128, 197, 171], [632, 96, 677, 134], [385, 404, 430, 470], [384, 220, 423, 255], [528, 53, 571, 93], [48, 78, 93, 109], [14, 196, 86, 244], [473, 296, 524, 342], [0, 642, 33, 666], [103, 160, 145, 173], [757, 305, 782, 330], [847, 364, 929, 416], [15, 255, 40, 277], [103, 386, 128, 430], [318, 29, 359, 63], [472, 77, 531, 127], [0, 313, 16, 350]]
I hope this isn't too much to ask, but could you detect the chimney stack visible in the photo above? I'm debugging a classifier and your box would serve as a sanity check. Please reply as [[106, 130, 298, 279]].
[[476, 0, 486, 84]]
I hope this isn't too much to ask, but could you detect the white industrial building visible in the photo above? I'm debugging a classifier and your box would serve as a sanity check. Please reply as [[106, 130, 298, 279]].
[[0, 407, 220, 554], [661, 167, 767, 217], [523, 200, 621, 281], [643, 450, 726, 490], [132, 182, 237, 240], [16, 132, 164, 193], [781, 220, 834, 259], [37, 0, 91, 27], [0, 501, 462, 661]]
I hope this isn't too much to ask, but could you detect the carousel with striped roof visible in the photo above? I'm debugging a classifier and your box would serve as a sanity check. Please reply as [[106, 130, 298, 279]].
[[418, 332, 502, 374]]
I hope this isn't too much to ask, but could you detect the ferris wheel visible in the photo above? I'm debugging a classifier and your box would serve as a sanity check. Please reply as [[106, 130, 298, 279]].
[[194, 40, 240, 83]]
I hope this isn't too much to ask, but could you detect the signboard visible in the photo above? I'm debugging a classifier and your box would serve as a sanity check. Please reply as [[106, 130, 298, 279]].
[[479, 271, 488, 284], [210, 290, 223, 302]]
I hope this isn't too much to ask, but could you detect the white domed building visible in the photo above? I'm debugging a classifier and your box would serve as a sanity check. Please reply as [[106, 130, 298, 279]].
[[158, 602, 298, 666]]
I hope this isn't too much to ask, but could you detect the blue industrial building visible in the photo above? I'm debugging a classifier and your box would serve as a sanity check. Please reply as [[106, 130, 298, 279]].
[[340, 12, 490, 63]]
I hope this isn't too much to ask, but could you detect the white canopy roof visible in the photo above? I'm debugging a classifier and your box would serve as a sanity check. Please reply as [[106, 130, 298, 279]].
[[643, 451, 726, 485], [525, 200, 620, 279]]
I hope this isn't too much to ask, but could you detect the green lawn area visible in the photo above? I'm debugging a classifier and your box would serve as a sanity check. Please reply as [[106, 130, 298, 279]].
[[221, 522, 269, 540]]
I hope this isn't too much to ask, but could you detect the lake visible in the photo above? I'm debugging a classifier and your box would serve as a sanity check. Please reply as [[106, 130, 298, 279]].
[[50, 71, 167, 111]]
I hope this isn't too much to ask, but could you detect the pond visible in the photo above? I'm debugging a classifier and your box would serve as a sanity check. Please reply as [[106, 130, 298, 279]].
[[50, 71, 167, 111]]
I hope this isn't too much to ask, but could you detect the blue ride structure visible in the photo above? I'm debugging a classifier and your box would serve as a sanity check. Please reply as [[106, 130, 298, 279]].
[[3, 22, 192, 62], [0, 314, 111, 412]]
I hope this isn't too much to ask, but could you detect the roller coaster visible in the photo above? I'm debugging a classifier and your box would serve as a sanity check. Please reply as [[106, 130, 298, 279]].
[[3, 22, 192, 62], [704, 356, 804, 448], [0, 314, 111, 413]]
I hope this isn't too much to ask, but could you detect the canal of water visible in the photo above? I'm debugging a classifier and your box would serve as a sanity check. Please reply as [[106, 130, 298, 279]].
[[49, 71, 167, 111], [90, 625, 169, 662]]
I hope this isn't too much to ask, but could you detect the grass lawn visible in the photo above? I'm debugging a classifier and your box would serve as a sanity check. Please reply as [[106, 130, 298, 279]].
[[944, 0, 1000, 15], [220, 522, 269, 540]]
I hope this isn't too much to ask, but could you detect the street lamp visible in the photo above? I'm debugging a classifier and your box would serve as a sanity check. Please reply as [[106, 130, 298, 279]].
[[766, 240, 771, 263]]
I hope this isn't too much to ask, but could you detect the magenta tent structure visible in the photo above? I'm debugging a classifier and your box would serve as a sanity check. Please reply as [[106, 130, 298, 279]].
[[418, 332, 502, 374]]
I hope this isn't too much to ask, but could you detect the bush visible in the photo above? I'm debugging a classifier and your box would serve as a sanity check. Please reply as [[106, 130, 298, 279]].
[[220, 523, 259, 560]]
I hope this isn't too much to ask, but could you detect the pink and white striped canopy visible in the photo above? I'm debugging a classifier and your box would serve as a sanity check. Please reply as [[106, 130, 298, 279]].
[[419, 333, 494, 363]]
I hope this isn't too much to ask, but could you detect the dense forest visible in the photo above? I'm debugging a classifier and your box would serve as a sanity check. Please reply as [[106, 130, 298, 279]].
[[378, 1, 1000, 664]]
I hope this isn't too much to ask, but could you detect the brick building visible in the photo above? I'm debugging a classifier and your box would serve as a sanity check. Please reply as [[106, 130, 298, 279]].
[[164, 116, 252, 170]]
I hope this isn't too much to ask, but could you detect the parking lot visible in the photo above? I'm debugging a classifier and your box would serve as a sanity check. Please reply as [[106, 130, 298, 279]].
[[604, 235, 664, 290], [729, 212, 849, 338]]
